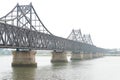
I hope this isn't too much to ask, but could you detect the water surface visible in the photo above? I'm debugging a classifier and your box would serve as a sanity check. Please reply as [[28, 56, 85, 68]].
[[0, 56, 120, 80]]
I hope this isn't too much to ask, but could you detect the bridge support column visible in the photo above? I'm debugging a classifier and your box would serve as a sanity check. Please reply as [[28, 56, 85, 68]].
[[92, 53, 97, 58], [12, 50, 37, 67], [71, 52, 84, 60], [93, 53, 99, 58], [97, 53, 104, 57], [92, 53, 104, 58], [99, 53, 104, 57], [83, 53, 93, 59], [51, 51, 68, 62]]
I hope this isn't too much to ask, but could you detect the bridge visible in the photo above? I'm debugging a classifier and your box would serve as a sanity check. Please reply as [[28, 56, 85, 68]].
[[0, 3, 106, 67]]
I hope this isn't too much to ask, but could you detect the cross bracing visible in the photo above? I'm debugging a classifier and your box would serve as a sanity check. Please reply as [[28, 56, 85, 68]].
[[0, 3, 52, 35], [0, 3, 106, 53], [67, 29, 83, 42], [83, 34, 93, 45], [67, 29, 93, 45]]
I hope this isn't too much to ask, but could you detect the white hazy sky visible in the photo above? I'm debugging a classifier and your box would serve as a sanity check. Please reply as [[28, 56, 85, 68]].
[[0, 0, 120, 49]]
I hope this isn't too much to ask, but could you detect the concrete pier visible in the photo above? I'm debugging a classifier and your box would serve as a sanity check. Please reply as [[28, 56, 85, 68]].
[[51, 51, 68, 62], [71, 52, 104, 60], [12, 50, 37, 67], [97, 53, 104, 57], [71, 52, 84, 60], [83, 53, 93, 59], [92, 53, 104, 58]]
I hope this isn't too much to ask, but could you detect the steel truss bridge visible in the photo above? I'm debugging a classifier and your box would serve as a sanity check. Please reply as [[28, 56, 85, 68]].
[[0, 3, 106, 53]]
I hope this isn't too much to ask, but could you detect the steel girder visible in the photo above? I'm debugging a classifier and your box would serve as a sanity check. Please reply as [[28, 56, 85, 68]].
[[0, 22, 101, 53], [67, 29, 93, 45], [83, 34, 93, 45], [0, 3, 106, 53], [0, 3, 52, 35], [67, 29, 83, 42]]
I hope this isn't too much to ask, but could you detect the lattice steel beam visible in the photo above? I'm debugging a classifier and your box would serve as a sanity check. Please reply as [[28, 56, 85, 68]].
[[0, 3, 106, 53], [67, 29, 83, 42], [0, 3, 52, 35]]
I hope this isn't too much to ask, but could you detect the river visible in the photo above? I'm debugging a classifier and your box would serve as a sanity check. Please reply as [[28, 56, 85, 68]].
[[0, 56, 120, 80]]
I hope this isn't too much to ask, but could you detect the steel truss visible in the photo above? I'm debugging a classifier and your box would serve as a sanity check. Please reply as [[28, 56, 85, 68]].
[[67, 29, 93, 45], [83, 34, 93, 45], [0, 3, 105, 53], [0, 3, 52, 34]]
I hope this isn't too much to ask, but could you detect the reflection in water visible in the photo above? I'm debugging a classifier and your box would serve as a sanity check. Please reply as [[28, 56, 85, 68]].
[[2, 56, 120, 80], [51, 62, 68, 69], [35, 63, 69, 80], [12, 67, 36, 80]]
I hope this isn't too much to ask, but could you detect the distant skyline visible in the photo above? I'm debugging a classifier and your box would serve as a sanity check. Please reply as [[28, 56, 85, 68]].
[[0, 0, 120, 49]]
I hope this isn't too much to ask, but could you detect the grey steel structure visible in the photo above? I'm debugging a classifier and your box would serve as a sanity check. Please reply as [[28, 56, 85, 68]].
[[83, 34, 93, 45], [0, 3, 105, 53], [67, 29, 93, 45], [67, 29, 84, 43]]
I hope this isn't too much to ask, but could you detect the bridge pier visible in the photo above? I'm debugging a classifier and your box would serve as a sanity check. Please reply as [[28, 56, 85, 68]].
[[12, 50, 37, 67], [51, 51, 68, 62], [70, 52, 104, 60], [71, 52, 84, 60], [100, 53, 104, 57], [92, 53, 104, 58], [83, 53, 93, 59]]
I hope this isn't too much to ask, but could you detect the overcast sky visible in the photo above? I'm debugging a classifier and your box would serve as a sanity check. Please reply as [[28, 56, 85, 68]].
[[0, 0, 120, 49]]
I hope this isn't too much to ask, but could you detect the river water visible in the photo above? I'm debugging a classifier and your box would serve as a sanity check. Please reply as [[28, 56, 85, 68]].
[[0, 56, 120, 80]]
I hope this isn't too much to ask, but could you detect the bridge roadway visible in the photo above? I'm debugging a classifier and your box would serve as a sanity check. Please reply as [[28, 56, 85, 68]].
[[0, 3, 106, 67], [0, 22, 101, 52]]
